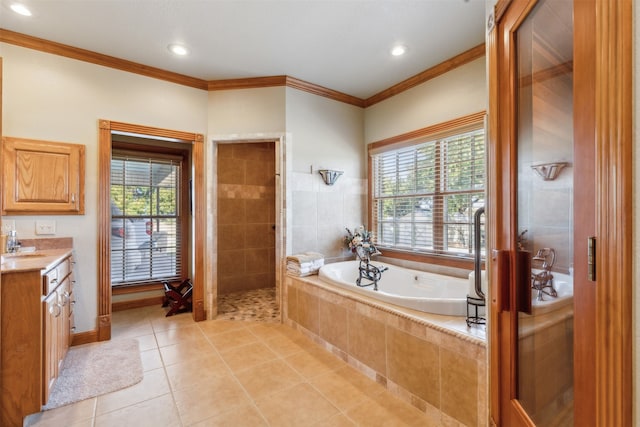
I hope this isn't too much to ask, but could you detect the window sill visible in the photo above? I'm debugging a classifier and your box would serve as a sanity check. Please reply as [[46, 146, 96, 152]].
[[112, 282, 164, 295], [376, 248, 483, 271]]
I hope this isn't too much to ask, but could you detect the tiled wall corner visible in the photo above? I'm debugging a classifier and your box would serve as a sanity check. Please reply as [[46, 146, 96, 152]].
[[289, 171, 366, 260]]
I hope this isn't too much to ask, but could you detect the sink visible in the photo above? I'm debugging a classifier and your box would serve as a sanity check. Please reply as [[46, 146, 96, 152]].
[[4, 252, 46, 258], [1, 252, 47, 264]]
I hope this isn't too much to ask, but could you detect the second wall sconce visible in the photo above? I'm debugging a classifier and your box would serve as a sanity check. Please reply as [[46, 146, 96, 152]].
[[318, 169, 343, 186], [531, 162, 568, 181]]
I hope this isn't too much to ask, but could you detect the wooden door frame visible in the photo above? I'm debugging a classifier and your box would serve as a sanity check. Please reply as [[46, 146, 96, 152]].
[[488, 0, 633, 425], [97, 120, 206, 340]]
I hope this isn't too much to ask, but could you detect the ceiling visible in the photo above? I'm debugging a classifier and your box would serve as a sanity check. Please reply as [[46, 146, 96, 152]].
[[0, 0, 487, 99]]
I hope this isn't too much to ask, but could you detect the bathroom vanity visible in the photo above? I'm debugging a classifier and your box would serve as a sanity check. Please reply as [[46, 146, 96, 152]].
[[0, 248, 75, 427]]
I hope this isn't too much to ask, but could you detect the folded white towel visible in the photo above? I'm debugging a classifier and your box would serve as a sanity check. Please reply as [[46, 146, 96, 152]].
[[286, 251, 325, 264], [287, 266, 317, 275], [286, 265, 319, 276], [289, 259, 324, 270]]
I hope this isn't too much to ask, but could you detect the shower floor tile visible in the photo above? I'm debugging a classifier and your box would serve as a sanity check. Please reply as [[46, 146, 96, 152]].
[[217, 287, 280, 322]]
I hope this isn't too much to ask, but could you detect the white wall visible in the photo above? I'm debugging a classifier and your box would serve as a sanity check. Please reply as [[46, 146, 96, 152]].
[[1, 43, 209, 333], [208, 86, 286, 135], [364, 57, 487, 144], [285, 88, 366, 259]]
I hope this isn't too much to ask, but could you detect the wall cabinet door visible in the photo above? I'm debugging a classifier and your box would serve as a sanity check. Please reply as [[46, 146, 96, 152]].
[[1, 137, 85, 214]]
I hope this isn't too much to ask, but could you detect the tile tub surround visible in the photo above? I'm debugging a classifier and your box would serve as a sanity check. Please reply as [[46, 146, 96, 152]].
[[285, 274, 488, 427]]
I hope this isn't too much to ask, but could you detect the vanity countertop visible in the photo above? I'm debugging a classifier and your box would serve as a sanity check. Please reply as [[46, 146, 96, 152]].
[[1, 248, 73, 274]]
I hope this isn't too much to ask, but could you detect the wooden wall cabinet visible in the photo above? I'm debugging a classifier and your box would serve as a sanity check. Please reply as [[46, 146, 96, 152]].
[[0, 252, 74, 427], [1, 137, 85, 215]]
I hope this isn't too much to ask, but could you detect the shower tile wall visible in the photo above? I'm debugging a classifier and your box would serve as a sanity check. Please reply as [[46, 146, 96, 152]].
[[517, 69, 574, 273], [217, 142, 275, 294], [290, 171, 367, 261]]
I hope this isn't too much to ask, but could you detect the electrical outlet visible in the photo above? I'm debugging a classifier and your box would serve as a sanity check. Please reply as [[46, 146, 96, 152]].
[[35, 220, 56, 235], [2, 220, 15, 234]]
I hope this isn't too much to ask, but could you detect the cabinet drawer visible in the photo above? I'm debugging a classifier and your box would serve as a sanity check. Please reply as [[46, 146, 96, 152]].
[[43, 257, 71, 295]]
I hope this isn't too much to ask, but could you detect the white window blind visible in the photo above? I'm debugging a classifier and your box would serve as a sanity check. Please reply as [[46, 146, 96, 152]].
[[372, 128, 485, 257], [110, 153, 183, 285]]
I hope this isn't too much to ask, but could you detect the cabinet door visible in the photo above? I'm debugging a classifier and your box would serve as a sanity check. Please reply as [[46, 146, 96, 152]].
[[43, 290, 61, 404], [1, 136, 85, 214], [59, 278, 71, 362]]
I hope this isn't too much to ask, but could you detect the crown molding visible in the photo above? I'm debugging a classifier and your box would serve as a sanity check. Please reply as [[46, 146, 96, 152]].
[[2, 28, 484, 108], [207, 75, 365, 107], [363, 43, 486, 107], [0, 28, 209, 90]]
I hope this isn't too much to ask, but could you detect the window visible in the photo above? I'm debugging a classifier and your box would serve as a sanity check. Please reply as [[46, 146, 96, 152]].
[[110, 151, 185, 286], [371, 124, 485, 259]]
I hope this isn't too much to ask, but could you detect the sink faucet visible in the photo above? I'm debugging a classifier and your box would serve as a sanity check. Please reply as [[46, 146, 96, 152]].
[[6, 230, 19, 253], [531, 247, 557, 300]]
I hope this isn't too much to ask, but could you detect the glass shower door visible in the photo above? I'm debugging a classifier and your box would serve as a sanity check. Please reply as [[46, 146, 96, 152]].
[[514, 0, 574, 425]]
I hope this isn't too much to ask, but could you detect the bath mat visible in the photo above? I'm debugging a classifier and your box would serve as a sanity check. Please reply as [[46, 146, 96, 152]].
[[43, 338, 143, 410]]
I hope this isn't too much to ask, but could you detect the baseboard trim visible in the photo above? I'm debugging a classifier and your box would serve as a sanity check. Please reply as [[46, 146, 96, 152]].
[[113, 296, 164, 312], [71, 330, 98, 346]]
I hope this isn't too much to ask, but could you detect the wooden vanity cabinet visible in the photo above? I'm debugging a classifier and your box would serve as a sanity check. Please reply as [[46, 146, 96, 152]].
[[1, 136, 85, 215], [0, 252, 74, 427]]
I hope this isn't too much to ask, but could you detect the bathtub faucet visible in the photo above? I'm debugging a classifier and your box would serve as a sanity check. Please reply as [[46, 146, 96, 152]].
[[531, 248, 558, 301], [355, 245, 387, 291]]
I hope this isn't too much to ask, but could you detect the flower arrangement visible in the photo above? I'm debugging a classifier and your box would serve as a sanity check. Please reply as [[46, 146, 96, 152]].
[[344, 226, 378, 255]]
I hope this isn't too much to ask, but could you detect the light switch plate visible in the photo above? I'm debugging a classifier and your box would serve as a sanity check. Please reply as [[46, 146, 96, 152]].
[[35, 220, 56, 235], [2, 220, 15, 234]]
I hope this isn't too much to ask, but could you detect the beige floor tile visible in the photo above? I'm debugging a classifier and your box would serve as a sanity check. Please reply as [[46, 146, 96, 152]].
[[205, 327, 260, 351], [173, 374, 252, 425], [94, 393, 180, 427], [263, 332, 315, 357], [234, 359, 304, 400], [135, 334, 159, 352], [24, 397, 96, 427], [154, 324, 206, 348], [150, 312, 198, 332], [284, 345, 347, 379], [346, 391, 439, 427], [164, 353, 230, 392], [159, 337, 217, 366], [111, 321, 155, 339], [140, 348, 164, 371], [312, 413, 357, 427], [96, 368, 170, 415], [248, 322, 305, 341], [197, 319, 247, 336], [219, 341, 280, 372], [256, 382, 340, 427], [190, 403, 268, 427], [309, 365, 386, 412]]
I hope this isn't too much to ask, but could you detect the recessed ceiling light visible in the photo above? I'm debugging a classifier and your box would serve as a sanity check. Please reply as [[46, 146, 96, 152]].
[[167, 43, 189, 56], [10, 3, 32, 16], [391, 45, 407, 57]]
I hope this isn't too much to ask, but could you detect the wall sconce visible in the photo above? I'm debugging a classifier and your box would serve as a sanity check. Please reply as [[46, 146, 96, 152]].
[[318, 169, 343, 186], [531, 162, 569, 181]]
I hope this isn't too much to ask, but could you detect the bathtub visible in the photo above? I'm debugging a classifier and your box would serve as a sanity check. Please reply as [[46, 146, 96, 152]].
[[318, 260, 574, 317], [318, 260, 471, 316]]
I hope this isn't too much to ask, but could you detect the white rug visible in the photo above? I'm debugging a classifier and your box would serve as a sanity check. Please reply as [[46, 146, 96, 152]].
[[43, 338, 143, 410]]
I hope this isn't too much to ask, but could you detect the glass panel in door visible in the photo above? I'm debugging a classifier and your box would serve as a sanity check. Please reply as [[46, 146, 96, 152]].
[[515, 0, 574, 425]]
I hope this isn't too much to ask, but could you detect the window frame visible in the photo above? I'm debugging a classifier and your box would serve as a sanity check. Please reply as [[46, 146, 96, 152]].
[[110, 141, 191, 289], [367, 111, 486, 269]]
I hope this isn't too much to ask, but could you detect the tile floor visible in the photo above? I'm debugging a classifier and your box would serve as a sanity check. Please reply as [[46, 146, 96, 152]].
[[217, 287, 280, 322], [24, 305, 438, 426]]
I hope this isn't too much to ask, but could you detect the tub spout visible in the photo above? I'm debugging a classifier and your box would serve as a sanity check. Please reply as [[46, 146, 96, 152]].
[[531, 248, 558, 301]]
